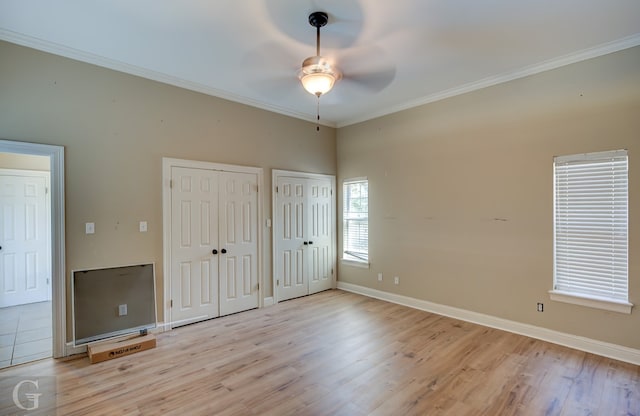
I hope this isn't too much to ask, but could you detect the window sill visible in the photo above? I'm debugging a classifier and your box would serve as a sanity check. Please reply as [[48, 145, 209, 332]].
[[341, 259, 370, 269], [549, 290, 633, 314]]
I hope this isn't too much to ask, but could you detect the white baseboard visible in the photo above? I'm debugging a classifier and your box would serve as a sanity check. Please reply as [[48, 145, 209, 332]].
[[64, 322, 167, 357], [263, 297, 274, 307], [337, 281, 640, 366], [152, 321, 169, 333]]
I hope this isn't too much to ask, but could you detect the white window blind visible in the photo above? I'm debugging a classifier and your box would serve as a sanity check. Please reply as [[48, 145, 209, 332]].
[[343, 179, 368, 263], [553, 149, 628, 303]]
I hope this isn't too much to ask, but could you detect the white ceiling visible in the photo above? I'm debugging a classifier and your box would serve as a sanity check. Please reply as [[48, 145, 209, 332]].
[[1, 1, 639, 127]]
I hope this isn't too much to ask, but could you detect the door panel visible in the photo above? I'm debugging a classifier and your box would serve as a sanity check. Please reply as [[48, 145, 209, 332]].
[[0, 174, 50, 307], [276, 177, 309, 301], [219, 172, 259, 316], [308, 179, 333, 294], [170, 167, 219, 326]]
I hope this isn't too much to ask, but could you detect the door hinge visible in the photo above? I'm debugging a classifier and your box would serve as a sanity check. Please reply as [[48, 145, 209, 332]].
[[46, 278, 50, 284], [170, 299, 173, 308], [276, 186, 279, 193], [277, 279, 280, 286], [331, 268, 334, 275], [45, 187, 49, 195], [169, 179, 173, 189], [257, 283, 260, 290]]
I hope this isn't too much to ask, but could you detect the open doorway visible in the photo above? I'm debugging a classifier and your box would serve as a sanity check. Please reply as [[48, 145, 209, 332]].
[[0, 154, 52, 367], [0, 140, 65, 367]]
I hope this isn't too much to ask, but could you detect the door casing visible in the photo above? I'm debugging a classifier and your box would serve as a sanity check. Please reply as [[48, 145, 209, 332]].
[[0, 139, 65, 358]]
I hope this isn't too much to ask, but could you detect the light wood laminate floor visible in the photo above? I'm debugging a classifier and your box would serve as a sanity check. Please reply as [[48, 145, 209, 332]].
[[1, 290, 638, 415]]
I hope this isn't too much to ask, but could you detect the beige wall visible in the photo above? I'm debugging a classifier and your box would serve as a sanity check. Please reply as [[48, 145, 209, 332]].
[[0, 152, 50, 170], [2, 37, 639, 351], [337, 46, 640, 349], [0, 41, 337, 339]]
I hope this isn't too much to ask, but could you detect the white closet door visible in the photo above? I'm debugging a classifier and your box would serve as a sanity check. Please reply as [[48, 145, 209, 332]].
[[275, 176, 309, 301], [170, 167, 219, 326], [307, 178, 333, 294], [274, 173, 335, 302], [219, 171, 259, 316]]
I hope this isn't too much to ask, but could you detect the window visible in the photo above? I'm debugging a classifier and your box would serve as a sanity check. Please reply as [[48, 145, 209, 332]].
[[343, 179, 368, 264], [552, 149, 631, 313]]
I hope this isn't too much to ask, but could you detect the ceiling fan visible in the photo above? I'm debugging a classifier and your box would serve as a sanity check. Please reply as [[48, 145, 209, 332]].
[[297, 11, 396, 130], [243, 9, 396, 129], [298, 11, 342, 98], [294, 10, 397, 97]]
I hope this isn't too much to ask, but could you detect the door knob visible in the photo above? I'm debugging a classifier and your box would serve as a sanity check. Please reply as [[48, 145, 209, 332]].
[[303, 241, 308, 245], [308, 241, 313, 245], [221, 248, 227, 254], [212, 249, 218, 255]]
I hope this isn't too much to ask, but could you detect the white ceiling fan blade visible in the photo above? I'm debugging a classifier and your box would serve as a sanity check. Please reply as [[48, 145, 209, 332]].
[[336, 45, 397, 93], [247, 75, 301, 101], [342, 67, 396, 93], [242, 41, 299, 70], [239, 40, 304, 101]]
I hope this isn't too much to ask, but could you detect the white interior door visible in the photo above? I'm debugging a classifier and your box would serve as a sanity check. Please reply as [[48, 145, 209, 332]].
[[308, 178, 333, 294], [170, 167, 219, 326], [0, 172, 50, 307], [275, 176, 309, 302], [219, 171, 259, 316]]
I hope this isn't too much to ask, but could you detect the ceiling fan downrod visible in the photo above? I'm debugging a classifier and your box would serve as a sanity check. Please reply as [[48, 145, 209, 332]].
[[301, 11, 335, 132], [308, 11, 328, 56]]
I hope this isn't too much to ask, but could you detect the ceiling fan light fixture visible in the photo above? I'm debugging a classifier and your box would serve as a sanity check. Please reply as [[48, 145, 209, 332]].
[[298, 56, 341, 96], [298, 11, 342, 98]]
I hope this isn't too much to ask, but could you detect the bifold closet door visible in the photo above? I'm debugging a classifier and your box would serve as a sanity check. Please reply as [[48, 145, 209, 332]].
[[218, 171, 259, 316], [307, 179, 332, 295], [170, 167, 220, 326], [275, 177, 309, 302], [275, 175, 334, 302]]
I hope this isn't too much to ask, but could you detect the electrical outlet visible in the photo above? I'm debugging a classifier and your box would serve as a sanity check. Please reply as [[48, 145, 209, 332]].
[[378, 273, 383, 282], [537, 302, 544, 312], [118, 304, 128, 316], [394, 276, 399, 285], [139, 221, 148, 232], [85, 222, 95, 234]]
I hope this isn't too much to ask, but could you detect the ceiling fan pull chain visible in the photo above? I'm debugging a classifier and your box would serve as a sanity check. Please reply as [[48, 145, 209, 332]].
[[316, 96, 320, 132]]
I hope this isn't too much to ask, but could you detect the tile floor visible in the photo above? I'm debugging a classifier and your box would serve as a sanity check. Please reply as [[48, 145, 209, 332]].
[[0, 301, 52, 369]]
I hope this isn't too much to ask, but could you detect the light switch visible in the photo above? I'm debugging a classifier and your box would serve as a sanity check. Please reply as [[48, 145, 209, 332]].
[[118, 304, 128, 316], [139, 221, 148, 232], [85, 222, 95, 234]]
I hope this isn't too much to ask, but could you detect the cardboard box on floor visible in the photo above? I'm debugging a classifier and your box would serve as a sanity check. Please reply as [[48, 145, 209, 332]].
[[88, 334, 156, 364]]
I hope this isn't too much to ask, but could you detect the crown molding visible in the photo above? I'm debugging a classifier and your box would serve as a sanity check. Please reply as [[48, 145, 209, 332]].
[[2, 28, 638, 130], [337, 33, 640, 127], [0, 29, 336, 128]]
